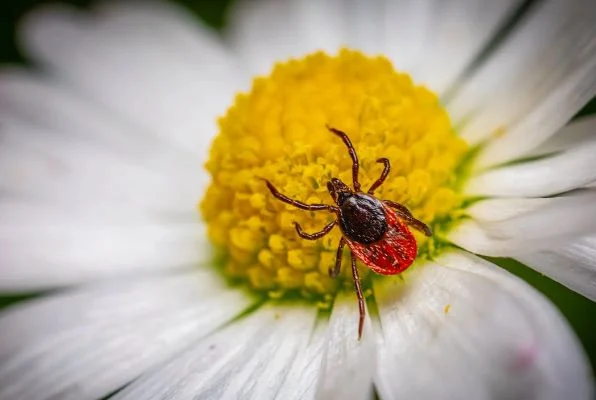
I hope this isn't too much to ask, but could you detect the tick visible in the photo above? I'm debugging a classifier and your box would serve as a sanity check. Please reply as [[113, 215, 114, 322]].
[[263, 125, 432, 339]]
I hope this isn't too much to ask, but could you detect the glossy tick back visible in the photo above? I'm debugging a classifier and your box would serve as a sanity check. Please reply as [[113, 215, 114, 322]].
[[263, 125, 432, 339]]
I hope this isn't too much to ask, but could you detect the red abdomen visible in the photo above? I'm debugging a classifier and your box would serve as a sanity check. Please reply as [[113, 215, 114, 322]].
[[347, 205, 417, 275]]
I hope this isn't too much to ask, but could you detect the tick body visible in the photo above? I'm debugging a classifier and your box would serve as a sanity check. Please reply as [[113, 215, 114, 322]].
[[338, 193, 387, 244], [263, 125, 432, 339]]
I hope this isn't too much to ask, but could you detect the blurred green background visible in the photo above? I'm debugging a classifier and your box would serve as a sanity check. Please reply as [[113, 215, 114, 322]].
[[1, 0, 595, 381]]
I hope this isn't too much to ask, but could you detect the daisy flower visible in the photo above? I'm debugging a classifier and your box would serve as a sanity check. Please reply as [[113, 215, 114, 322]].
[[1, 0, 595, 399]]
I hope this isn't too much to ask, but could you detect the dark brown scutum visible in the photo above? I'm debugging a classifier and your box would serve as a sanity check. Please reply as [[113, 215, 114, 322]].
[[339, 194, 388, 244]]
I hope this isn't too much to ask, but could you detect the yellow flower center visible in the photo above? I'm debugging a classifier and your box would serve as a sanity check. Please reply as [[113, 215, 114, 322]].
[[200, 50, 468, 304]]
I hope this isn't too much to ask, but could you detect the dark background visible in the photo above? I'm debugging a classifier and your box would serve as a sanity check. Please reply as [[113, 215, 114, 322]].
[[1, 0, 595, 378]]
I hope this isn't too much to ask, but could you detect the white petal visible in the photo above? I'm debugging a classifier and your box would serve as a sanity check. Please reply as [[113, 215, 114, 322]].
[[0, 70, 203, 183], [374, 253, 593, 400], [516, 234, 596, 301], [228, 0, 520, 94], [448, 0, 596, 164], [226, 0, 347, 76], [400, 0, 520, 94], [316, 291, 375, 400], [20, 1, 247, 152], [274, 322, 328, 400], [379, 0, 435, 74], [465, 197, 554, 222], [0, 73, 214, 290], [451, 191, 596, 256], [0, 118, 200, 215], [0, 271, 255, 400], [465, 136, 596, 197], [476, 67, 596, 168], [0, 204, 207, 290], [528, 115, 596, 157], [114, 304, 317, 400]]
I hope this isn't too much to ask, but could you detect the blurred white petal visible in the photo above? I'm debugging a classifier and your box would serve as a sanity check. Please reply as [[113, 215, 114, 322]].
[[374, 252, 592, 400], [465, 197, 554, 222], [0, 70, 203, 183], [400, 0, 520, 93], [0, 69, 214, 290], [0, 119, 200, 214], [379, 0, 434, 73], [274, 322, 328, 400], [0, 271, 255, 400], [20, 1, 247, 153], [0, 201, 207, 290], [0, 117, 207, 290], [114, 305, 316, 400], [527, 115, 596, 157], [315, 291, 375, 400], [516, 234, 596, 301], [227, 0, 347, 76], [228, 0, 520, 94], [448, 0, 596, 164], [451, 191, 596, 256], [465, 136, 596, 197]]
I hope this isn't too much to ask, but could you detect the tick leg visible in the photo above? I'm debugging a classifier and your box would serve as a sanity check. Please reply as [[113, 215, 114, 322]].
[[351, 251, 366, 340], [294, 220, 336, 240], [329, 237, 346, 278], [326, 125, 361, 192], [384, 200, 432, 236], [262, 179, 338, 212], [368, 158, 390, 195]]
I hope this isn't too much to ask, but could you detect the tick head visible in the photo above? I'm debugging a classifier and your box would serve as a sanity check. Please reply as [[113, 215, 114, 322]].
[[327, 178, 352, 206]]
